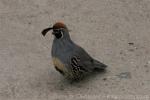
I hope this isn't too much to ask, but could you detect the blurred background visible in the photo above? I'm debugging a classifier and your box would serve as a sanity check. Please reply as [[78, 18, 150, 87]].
[[0, 0, 150, 100]]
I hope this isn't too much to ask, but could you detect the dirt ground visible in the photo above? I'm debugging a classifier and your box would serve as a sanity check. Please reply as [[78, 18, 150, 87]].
[[0, 0, 150, 100]]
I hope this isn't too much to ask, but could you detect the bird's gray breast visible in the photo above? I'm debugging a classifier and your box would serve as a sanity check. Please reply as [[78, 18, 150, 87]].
[[51, 39, 75, 64]]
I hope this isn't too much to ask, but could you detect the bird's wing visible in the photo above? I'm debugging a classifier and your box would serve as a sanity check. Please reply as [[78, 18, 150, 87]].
[[69, 46, 107, 73]]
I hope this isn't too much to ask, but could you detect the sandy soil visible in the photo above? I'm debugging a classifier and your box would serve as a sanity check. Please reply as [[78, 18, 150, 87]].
[[0, 0, 150, 100]]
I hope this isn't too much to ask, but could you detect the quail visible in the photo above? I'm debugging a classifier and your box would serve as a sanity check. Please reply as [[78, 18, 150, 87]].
[[41, 22, 107, 80]]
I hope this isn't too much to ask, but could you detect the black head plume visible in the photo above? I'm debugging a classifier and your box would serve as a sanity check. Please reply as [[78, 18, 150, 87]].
[[41, 27, 53, 36]]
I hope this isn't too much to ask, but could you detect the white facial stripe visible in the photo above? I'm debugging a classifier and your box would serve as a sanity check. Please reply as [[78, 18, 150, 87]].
[[60, 31, 64, 38]]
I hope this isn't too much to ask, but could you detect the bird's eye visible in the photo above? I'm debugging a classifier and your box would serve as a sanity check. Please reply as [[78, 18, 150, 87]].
[[54, 29, 60, 33]]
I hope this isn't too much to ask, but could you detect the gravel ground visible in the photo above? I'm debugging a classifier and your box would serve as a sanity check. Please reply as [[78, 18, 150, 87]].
[[0, 0, 150, 100]]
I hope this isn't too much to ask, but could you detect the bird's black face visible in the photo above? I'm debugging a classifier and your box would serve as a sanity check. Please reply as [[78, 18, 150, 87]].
[[52, 29, 64, 39]]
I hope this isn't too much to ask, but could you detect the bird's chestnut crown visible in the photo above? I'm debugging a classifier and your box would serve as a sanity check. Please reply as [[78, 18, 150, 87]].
[[53, 22, 67, 30]]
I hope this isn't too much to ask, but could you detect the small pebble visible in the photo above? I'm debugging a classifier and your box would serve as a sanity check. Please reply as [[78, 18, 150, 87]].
[[128, 42, 134, 45], [28, 22, 31, 24], [103, 78, 107, 81]]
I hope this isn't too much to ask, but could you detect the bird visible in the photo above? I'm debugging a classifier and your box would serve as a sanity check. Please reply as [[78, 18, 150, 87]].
[[41, 22, 107, 80]]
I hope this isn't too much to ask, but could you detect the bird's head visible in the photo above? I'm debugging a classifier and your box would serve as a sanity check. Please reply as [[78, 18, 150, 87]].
[[41, 22, 69, 39]]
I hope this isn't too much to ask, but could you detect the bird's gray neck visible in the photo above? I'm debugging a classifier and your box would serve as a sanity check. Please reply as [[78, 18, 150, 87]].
[[52, 37, 75, 57], [54, 37, 74, 48]]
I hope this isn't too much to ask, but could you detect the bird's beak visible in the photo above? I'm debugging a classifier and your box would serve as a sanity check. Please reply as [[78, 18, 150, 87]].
[[41, 27, 53, 36]]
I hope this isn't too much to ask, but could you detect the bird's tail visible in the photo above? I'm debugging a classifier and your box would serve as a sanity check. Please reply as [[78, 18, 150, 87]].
[[93, 59, 107, 71]]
